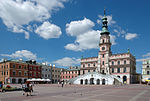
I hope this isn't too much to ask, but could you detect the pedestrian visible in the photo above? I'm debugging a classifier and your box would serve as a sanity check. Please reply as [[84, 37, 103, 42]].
[[0, 82, 2, 92], [61, 81, 64, 88]]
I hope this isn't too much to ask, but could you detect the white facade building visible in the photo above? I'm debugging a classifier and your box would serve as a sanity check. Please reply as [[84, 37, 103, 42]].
[[41, 63, 52, 81]]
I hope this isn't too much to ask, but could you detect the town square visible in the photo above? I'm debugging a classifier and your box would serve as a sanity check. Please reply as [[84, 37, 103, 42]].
[[0, 0, 150, 101]]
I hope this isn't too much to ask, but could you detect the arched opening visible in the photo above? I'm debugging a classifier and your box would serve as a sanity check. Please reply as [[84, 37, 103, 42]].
[[80, 79, 83, 85], [123, 76, 127, 84], [85, 79, 88, 85], [24, 79, 27, 83], [97, 79, 100, 85], [12, 78, 16, 84], [117, 76, 120, 78], [102, 79, 105, 85], [90, 78, 94, 85], [18, 79, 22, 84], [102, 70, 105, 74]]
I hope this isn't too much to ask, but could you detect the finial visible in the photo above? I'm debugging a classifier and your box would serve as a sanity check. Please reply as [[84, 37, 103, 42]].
[[104, 8, 106, 16]]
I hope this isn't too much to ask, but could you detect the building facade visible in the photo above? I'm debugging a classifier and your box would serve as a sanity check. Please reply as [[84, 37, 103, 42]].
[[51, 65, 62, 84], [67, 10, 138, 85], [0, 59, 41, 84], [61, 66, 80, 82], [41, 63, 52, 81], [142, 59, 150, 82]]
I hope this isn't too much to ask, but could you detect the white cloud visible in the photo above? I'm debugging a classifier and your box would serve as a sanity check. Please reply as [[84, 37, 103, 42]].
[[35, 21, 62, 39], [98, 15, 116, 26], [1, 50, 37, 60], [66, 18, 95, 36], [65, 18, 117, 51], [143, 53, 150, 57], [0, 0, 67, 39], [125, 33, 138, 40], [53, 57, 80, 67], [65, 30, 100, 51], [110, 35, 116, 45]]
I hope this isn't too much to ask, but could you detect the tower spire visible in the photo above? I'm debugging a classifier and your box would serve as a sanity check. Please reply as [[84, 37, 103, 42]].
[[100, 8, 110, 35]]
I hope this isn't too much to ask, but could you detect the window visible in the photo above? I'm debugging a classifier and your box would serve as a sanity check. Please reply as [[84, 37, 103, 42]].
[[7, 71, 8, 75], [45, 74, 47, 77], [88, 64, 90, 67], [93, 70, 95, 72], [124, 60, 126, 64], [13, 71, 16, 76], [18, 71, 22, 76], [83, 64, 85, 68], [102, 61, 104, 65], [147, 71, 150, 75], [13, 64, 15, 68], [147, 66, 149, 68], [93, 63, 95, 67], [117, 68, 120, 73], [83, 70, 85, 74], [55, 70, 57, 72], [102, 39, 105, 43], [112, 68, 114, 73], [118, 61, 120, 65], [46, 69, 47, 71], [24, 72, 27, 76], [123, 67, 126, 73], [88, 70, 90, 72], [112, 61, 114, 65], [102, 54, 104, 58], [19, 65, 21, 69], [72, 76, 73, 78], [24, 66, 27, 69]]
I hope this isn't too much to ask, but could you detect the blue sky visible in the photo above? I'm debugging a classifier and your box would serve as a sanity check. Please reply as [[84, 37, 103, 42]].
[[0, 0, 150, 73]]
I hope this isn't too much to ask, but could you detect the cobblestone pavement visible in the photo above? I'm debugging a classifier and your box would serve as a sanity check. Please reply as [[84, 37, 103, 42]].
[[0, 84, 150, 101]]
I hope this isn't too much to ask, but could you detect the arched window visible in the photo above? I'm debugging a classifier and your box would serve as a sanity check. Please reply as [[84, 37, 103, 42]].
[[123, 76, 127, 84], [124, 60, 126, 64], [117, 68, 120, 73], [102, 61, 104, 65], [118, 61, 120, 65], [112, 68, 114, 73], [123, 67, 126, 73], [85, 79, 88, 85], [80, 79, 83, 84], [102, 79, 105, 85], [97, 79, 100, 85]]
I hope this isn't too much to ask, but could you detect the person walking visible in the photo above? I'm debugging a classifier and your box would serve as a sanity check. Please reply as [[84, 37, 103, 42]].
[[61, 81, 64, 88]]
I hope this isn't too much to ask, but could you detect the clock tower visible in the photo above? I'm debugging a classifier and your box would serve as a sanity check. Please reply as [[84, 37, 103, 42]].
[[97, 9, 112, 74]]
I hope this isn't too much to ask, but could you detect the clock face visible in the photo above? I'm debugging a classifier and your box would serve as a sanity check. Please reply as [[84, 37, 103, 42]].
[[102, 47, 105, 50]]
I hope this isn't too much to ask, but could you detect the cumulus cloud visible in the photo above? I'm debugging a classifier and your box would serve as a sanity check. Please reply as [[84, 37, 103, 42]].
[[35, 21, 62, 39], [65, 18, 117, 51], [0, 0, 67, 39], [53, 57, 80, 67], [125, 33, 138, 40], [66, 18, 95, 36], [1, 50, 37, 60], [65, 18, 101, 51], [136, 52, 150, 62]]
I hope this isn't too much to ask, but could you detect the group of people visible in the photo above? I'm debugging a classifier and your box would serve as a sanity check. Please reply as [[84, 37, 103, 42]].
[[22, 82, 33, 96]]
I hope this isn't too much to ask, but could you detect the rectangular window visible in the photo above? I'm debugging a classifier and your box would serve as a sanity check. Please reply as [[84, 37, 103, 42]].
[[88, 64, 90, 67], [123, 67, 126, 73], [117, 68, 120, 73], [18, 71, 22, 76], [13, 71, 16, 76], [102, 61, 104, 65], [112, 68, 114, 73], [88, 70, 90, 72], [147, 71, 150, 75], [102, 54, 104, 58], [19, 65, 21, 69], [13, 64, 15, 68]]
